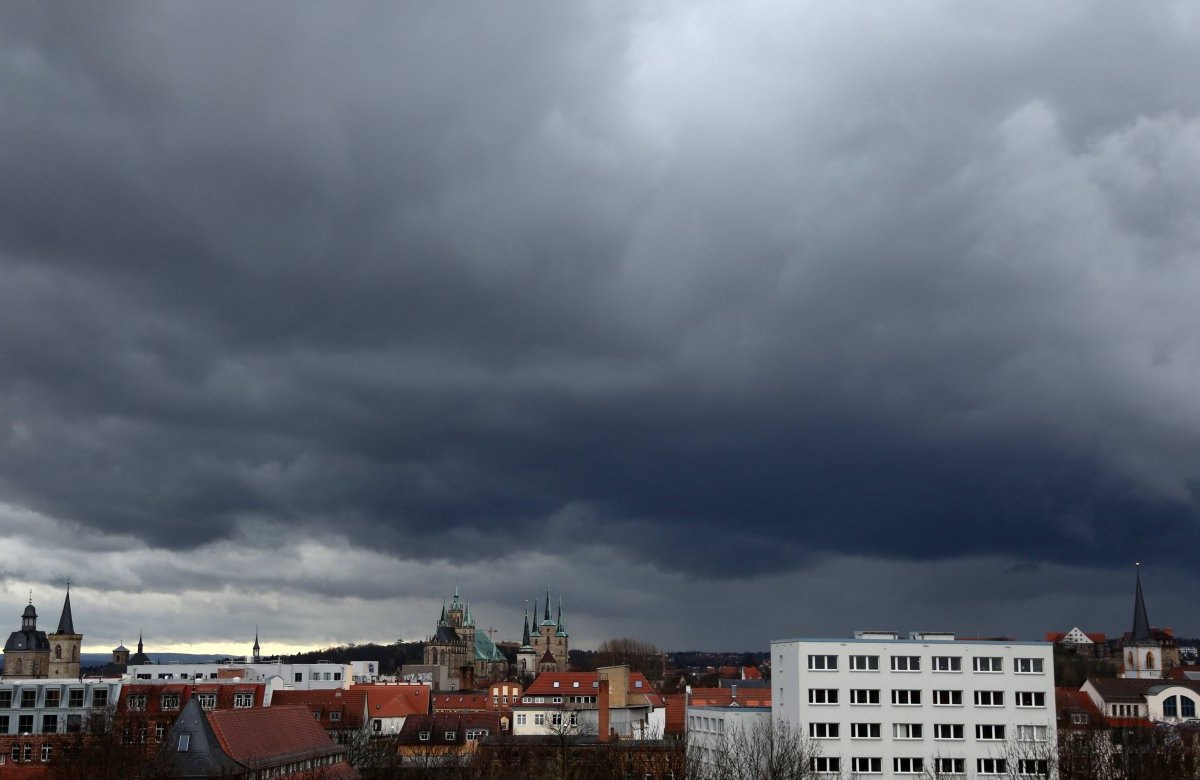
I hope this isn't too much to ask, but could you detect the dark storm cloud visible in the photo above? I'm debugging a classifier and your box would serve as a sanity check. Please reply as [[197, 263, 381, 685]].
[[2, 0, 1200, 620]]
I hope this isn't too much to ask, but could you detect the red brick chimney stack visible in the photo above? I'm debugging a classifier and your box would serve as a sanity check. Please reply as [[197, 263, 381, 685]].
[[598, 679, 610, 743]]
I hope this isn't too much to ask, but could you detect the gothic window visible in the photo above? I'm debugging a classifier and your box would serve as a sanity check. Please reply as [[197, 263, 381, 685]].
[[1147, 652, 1155, 669], [14, 658, 22, 674], [55, 645, 62, 660], [1128, 651, 1135, 668], [72, 647, 78, 661]]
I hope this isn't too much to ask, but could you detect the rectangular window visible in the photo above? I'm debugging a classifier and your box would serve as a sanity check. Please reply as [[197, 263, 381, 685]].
[[196, 694, 216, 710], [329, 712, 341, 722], [808, 689, 838, 705], [1071, 712, 1088, 725], [294, 673, 303, 683], [850, 722, 881, 739], [936, 757, 966, 773], [976, 724, 1006, 740], [811, 757, 840, 772], [0, 715, 8, 733], [851, 757, 882, 774], [1018, 758, 1050, 776], [894, 757, 924, 774], [891, 656, 920, 672], [444, 731, 455, 740], [934, 723, 964, 740], [808, 655, 838, 671], [973, 657, 1003, 673], [155, 722, 165, 741], [515, 714, 526, 725], [127, 695, 147, 711], [20, 691, 35, 709], [978, 758, 1007, 774], [850, 689, 880, 705], [0, 692, 10, 708], [974, 690, 1004, 707], [933, 689, 963, 705], [892, 723, 922, 739], [44, 690, 60, 708], [550, 712, 562, 726], [41, 743, 51, 762], [1014, 658, 1044, 674], [552, 697, 563, 704], [1016, 725, 1049, 742], [849, 655, 879, 671], [18, 715, 33, 732], [161, 694, 180, 711], [932, 656, 961, 672], [41, 715, 57, 733], [1016, 691, 1046, 708], [808, 722, 839, 739], [891, 689, 921, 706], [418, 731, 429, 741], [91, 689, 107, 707], [534, 714, 545, 726]]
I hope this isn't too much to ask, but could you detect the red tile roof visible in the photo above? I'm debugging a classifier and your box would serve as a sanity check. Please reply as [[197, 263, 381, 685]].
[[207, 705, 346, 769], [118, 682, 267, 716], [272, 689, 368, 730], [433, 693, 488, 711], [522, 671, 663, 707], [741, 666, 764, 680], [355, 684, 430, 718]]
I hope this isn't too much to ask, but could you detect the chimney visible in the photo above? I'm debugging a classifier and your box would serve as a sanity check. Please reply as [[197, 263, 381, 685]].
[[461, 665, 475, 691], [731, 684, 738, 702], [598, 679, 610, 743]]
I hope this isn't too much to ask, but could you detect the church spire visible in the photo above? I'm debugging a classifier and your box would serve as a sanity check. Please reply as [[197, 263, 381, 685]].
[[56, 585, 75, 635], [521, 601, 531, 646], [544, 586, 552, 623], [253, 627, 261, 661], [1132, 563, 1152, 642], [137, 631, 144, 655]]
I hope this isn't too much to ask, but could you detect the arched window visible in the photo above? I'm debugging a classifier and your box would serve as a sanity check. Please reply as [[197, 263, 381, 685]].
[[1184, 697, 1197, 718], [1165, 696, 1179, 717], [1147, 651, 1156, 669], [55, 645, 62, 660], [1128, 651, 1135, 668], [72, 647, 78, 661]]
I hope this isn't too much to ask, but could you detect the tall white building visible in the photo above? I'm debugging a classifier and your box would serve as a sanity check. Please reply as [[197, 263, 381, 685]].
[[771, 631, 1056, 778]]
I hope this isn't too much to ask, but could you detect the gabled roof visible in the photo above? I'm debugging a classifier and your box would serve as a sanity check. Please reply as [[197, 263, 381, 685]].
[[355, 684, 430, 718], [523, 671, 662, 706], [207, 705, 346, 769], [397, 712, 501, 745], [1087, 676, 1200, 702]]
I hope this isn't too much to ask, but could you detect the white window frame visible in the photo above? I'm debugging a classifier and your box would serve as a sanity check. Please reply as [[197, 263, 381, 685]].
[[973, 656, 1003, 673], [932, 656, 962, 672], [892, 689, 921, 706], [849, 655, 879, 671], [850, 689, 880, 705], [934, 723, 964, 740], [850, 722, 881, 740]]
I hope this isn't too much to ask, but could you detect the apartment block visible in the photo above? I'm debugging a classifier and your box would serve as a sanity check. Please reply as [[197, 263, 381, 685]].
[[771, 631, 1056, 778]]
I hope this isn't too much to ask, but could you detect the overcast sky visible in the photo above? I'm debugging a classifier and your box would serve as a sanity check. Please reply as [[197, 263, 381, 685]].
[[1, 1, 1199, 656]]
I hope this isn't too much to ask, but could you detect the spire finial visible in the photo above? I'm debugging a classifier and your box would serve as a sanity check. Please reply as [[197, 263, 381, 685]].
[[28, 590, 32, 605]]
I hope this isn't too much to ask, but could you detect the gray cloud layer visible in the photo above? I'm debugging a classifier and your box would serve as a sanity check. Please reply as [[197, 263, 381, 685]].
[[1, 1, 1199, 647]]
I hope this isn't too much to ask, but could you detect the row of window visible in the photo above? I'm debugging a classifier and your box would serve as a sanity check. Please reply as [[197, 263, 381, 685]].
[[519, 695, 597, 705], [808, 722, 1049, 741], [0, 689, 108, 709], [809, 756, 1049, 776], [4, 742, 55, 763], [514, 712, 579, 726], [416, 729, 490, 741], [808, 654, 1044, 674], [809, 688, 1046, 707], [125, 692, 254, 711], [1163, 696, 1198, 718]]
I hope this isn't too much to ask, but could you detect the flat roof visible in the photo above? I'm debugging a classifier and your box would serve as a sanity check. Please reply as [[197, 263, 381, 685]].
[[770, 637, 1050, 647]]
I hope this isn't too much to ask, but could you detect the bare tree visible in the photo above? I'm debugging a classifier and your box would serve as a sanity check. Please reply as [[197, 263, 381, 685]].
[[690, 717, 825, 780]]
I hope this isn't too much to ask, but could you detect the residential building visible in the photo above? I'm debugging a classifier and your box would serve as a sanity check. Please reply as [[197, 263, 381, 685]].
[[272, 688, 368, 742], [0, 679, 121, 769], [153, 699, 355, 778], [394, 712, 502, 767], [687, 686, 773, 771], [355, 683, 430, 735], [1045, 628, 1109, 658], [772, 631, 1056, 778], [513, 666, 665, 739]]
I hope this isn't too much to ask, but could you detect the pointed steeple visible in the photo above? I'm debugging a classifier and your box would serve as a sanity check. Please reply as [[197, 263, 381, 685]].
[[439, 600, 447, 626], [544, 587, 551, 622], [521, 601, 531, 646], [56, 584, 75, 635], [253, 627, 261, 652], [137, 631, 144, 655], [1132, 563, 1152, 642], [464, 601, 474, 627]]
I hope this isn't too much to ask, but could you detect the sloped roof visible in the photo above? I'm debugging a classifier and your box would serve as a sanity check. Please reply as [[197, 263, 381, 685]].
[[356, 684, 430, 718], [56, 591, 75, 635], [688, 687, 772, 708], [1088, 676, 1200, 702], [272, 689, 368, 730], [397, 712, 501, 745], [523, 671, 662, 706], [475, 629, 505, 662], [207, 705, 345, 769], [433, 692, 488, 711]]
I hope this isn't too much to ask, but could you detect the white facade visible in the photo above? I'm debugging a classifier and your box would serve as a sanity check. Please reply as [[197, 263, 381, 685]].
[[0, 680, 122, 736], [772, 633, 1056, 778], [687, 704, 771, 772], [125, 661, 361, 690]]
